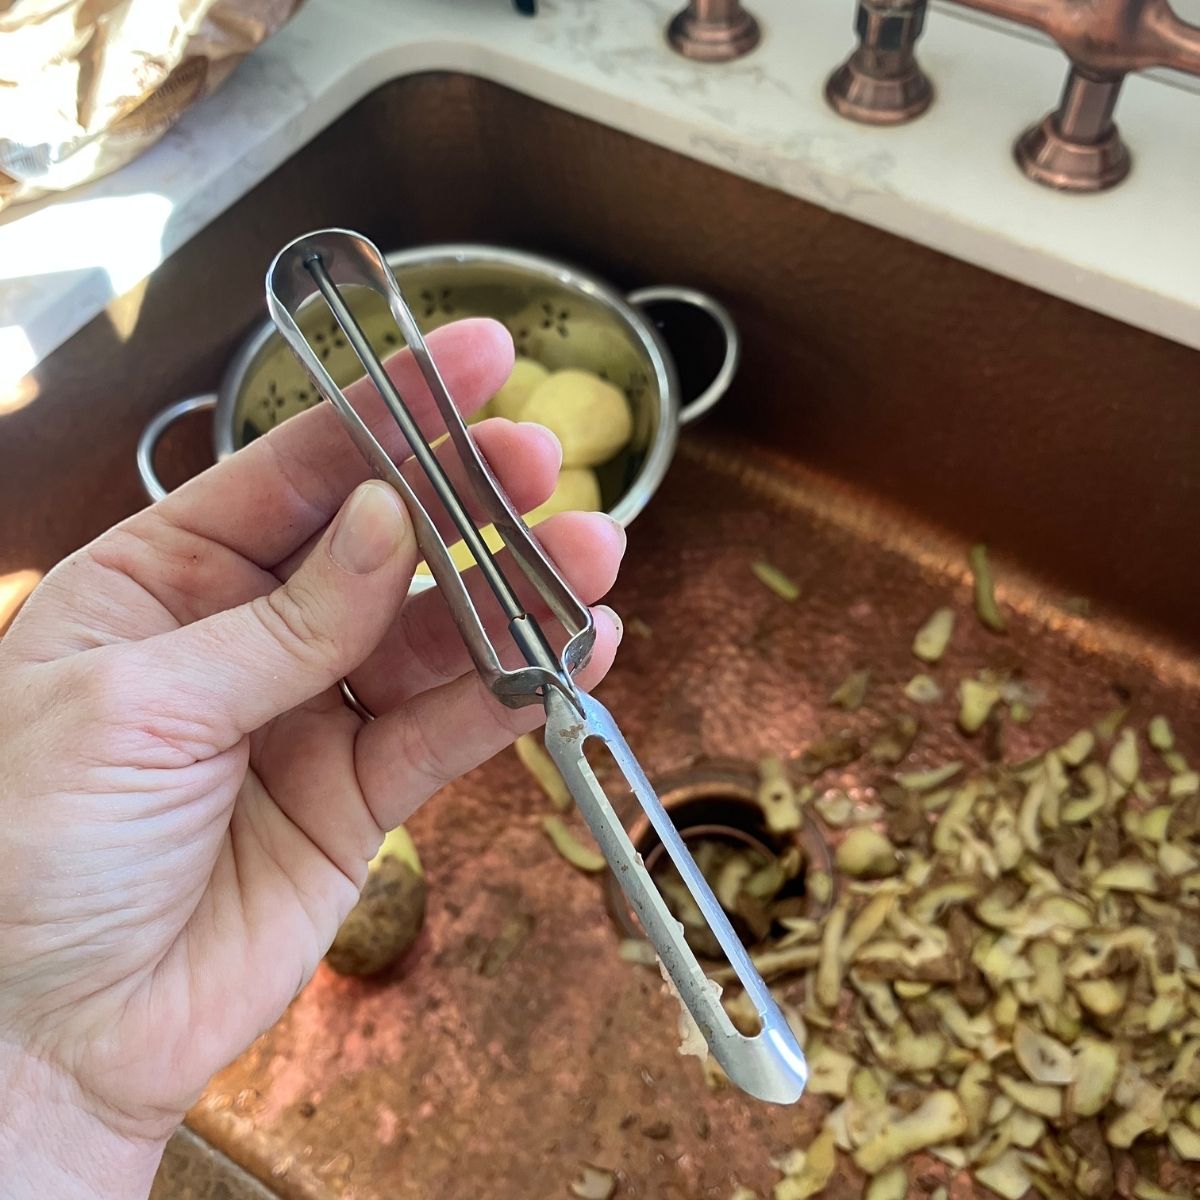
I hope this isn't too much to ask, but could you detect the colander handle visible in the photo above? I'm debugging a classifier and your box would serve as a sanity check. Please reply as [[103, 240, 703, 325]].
[[626, 286, 740, 425], [136, 393, 218, 502]]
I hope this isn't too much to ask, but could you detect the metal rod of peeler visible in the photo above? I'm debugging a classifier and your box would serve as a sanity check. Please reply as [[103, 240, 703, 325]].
[[304, 254, 565, 682]]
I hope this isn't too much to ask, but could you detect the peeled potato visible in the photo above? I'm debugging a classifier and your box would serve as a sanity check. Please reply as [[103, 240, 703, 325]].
[[520, 369, 632, 467], [413, 470, 601, 577], [415, 522, 505, 577], [528, 467, 602, 522], [522, 315, 631, 374], [326, 826, 426, 977], [490, 357, 550, 421], [425, 470, 603, 570]]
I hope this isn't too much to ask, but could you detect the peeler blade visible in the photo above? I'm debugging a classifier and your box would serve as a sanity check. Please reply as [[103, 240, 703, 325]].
[[543, 688, 809, 1105]]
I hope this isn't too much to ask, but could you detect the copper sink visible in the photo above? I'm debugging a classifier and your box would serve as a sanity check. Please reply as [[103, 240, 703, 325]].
[[3, 72, 1198, 1200]]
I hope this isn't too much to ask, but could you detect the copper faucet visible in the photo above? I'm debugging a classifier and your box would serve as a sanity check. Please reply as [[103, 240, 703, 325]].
[[826, 0, 1200, 191], [666, 0, 762, 61]]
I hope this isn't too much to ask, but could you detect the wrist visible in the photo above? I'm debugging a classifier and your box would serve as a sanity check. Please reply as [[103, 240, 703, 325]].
[[0, 1039, 170, 1200]]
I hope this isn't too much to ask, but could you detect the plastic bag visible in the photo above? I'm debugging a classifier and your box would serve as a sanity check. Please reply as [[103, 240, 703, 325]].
[[0, 0, 303, 213]]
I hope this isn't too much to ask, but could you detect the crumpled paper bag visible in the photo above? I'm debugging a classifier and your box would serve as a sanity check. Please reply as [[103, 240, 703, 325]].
[[0, 0, 303, 213]]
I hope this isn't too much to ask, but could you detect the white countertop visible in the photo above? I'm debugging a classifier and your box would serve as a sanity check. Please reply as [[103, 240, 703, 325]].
[[2, 0, 1199, 385]]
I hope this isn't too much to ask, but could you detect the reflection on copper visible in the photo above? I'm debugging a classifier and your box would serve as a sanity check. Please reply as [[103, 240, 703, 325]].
[[824, 0, 1200, 190], [0, 374, 39, 416], [825, 0, 933, 125], [666, 0, 761, 61], [0, 568, 41, 632], [1014, 67, 1132, 192]]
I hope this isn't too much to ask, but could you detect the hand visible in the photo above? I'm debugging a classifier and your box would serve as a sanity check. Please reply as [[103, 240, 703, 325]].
[[0, 319, 625, 1197]]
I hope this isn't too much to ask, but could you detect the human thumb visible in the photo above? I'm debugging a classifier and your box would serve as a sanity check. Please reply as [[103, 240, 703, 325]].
[[135, 481, 415, 749]]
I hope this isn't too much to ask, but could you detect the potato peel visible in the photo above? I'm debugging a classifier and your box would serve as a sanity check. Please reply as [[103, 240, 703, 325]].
[[864, 1165, 907, 1200], [542, 816, 606, 873], [1068, 1040, 1120, 1117], [1013, 1022, 1075, 1085], [968, 543, 1006, 633], [816, 898, 850, 1009], [516, 733, 572, 811], [774, 1129, 836, 1200], [975, 1149, 1033, 1200], [835, 829, 900, 879], [998, 1075, 1064, 1120], [913, 607, 955, 663], [853, 1091, 967, 1174], [758, 756, 803, 833], [650, 703, 1200, 1195]]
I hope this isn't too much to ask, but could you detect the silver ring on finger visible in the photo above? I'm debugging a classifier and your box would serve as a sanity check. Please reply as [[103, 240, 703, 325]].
[[339, 678, 377, 723]]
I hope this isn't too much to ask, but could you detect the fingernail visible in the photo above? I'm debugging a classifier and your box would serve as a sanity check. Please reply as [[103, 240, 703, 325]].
[[595, 604, 624, 641], [519, 420, 563, 468], [602, 513, 628, 551], [330, 482, 406, 575]]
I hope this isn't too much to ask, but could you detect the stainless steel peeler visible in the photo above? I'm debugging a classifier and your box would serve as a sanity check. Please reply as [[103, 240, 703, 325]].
[[264, 229, 808, 1105]]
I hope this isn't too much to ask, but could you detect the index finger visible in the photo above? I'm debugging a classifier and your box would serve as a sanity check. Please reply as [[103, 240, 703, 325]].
[[147, 318, 514, 570]]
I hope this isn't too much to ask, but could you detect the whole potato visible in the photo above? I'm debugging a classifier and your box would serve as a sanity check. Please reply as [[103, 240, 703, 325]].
[[325, 826, 427, 976], [490, 357, 550, 421], [520, 369, 633, 468]]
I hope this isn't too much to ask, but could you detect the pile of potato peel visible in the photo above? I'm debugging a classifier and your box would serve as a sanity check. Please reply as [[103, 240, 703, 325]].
[[743, 715, 1200, 1200], [524, 546, 1199, 1200]]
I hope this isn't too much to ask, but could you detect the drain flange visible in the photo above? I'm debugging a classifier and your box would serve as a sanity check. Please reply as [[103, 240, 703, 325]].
[[603, 759, 834, 959]]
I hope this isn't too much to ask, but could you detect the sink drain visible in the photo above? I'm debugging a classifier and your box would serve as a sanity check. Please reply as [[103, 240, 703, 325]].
[[603, 760, 833, 960]]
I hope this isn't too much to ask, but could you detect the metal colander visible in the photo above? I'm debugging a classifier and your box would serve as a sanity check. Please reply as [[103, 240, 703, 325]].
[[138, 243, 740, 529]]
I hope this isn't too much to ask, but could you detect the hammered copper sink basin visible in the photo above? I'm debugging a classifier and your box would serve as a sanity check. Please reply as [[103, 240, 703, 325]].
[[3, 73, 1199, 1200]]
